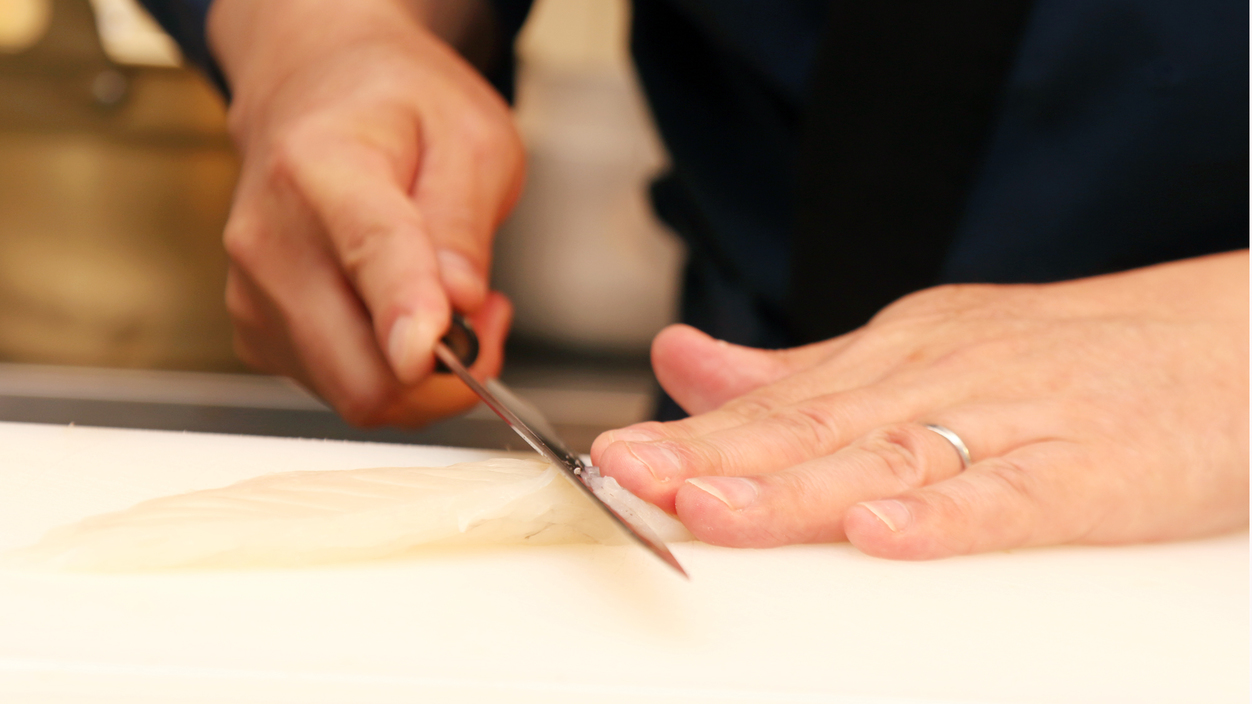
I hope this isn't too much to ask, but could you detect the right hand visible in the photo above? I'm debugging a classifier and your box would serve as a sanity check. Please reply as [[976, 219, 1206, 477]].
[[207, 0, 524, 425]]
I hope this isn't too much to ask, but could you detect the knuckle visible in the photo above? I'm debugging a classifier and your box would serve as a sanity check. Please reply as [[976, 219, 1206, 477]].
[[335, 387, 392, 427], [765, 402, 846, 454], [978, 456, 1039, 502], [230, 332, 265, 372], [221, 207, 272, 268], [264, 133, 305, 186], [960, 456, 1048, 546], [260, 124, 334, 195], [457, 111, 498, 150], [335, 223, 391, 280], [224, 299, 255, 332], [223, 278, 261, 329], [457, 108, 524, 171], [875, 283, 994, 322], [221, 217, 260, 267], [671, 440, 714, 475], [720, 394, 782, 423], [862, 424, 935, 488], [620, 420, 669, 442], [270, 122, 320, 171]]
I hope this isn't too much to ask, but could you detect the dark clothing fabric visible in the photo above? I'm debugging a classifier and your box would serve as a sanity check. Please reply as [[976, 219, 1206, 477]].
[[626, 0, 829, 349], [137, 0, 227, 96], [944, 0, 1249, 285], [490, 1, 1248, 350], [625, 0, 1248, 350], [144, 0, 1250, 351], [791, 0, 1037, 342]]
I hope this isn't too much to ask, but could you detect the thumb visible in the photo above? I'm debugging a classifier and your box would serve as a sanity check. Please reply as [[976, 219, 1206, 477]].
[[651, 325, 835, 415], [376, 291, 514, 427]]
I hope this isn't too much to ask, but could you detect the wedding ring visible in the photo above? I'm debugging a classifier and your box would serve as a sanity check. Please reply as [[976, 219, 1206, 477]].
[[923, 424, 972, 470]]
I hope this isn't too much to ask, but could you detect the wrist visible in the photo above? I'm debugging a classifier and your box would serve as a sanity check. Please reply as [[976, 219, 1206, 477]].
[[206, 0, 429, 116]]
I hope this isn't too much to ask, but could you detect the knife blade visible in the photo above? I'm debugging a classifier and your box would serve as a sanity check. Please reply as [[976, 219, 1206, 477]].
[[434, 319, 687, 578]]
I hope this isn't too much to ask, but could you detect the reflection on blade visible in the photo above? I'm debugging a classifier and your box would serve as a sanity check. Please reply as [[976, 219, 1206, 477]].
[[483, 378, 578, 464], [434, 343, 688, 578]]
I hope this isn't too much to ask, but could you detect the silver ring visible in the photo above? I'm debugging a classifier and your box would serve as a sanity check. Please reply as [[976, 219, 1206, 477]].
[[923, 424, 972, 470]]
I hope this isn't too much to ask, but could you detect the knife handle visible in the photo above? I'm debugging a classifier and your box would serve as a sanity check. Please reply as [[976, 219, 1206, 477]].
[[434, 314, 480, 373]]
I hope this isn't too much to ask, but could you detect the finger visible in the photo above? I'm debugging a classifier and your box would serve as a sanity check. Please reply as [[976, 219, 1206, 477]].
[[255, 263, 403, 426], [650, 301, 1069, 439], [222, 183, 328, 383], [650, 324, 848, 416], [669, 401, 1065, 544], [597, 383, 945, 511], [844, 441, 1095, 560], [590, 329, 852, 461], [374, 291, 514, 426], [225, 263, 301, 376], [596, 378, 1034, 511], [674, 422, 969, 545], [287, 130, 451, 385], [232, 242, 514, 427], [592, 335, 908, 464], [224, 189, 406, 425], [414, 105, 524, 313]]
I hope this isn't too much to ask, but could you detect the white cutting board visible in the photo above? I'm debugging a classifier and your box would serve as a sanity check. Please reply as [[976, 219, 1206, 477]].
[[0, 421, 1246, 704]]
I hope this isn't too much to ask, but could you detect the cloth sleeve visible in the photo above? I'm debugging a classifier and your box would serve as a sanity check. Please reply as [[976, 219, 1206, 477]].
[[135, 0, 229, 97], [482, 0, 535, 100], [136, 0, 536, 101]]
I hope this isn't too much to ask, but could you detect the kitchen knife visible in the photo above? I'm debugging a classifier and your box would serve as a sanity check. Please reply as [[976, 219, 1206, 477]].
[[435, 315, 688, 578]]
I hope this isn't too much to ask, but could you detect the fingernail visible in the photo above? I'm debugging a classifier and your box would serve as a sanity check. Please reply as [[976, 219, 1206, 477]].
[[387, 314, 439, 383], [623, 442, 682, 482], [411, 314, 441, 363], [687, 476, 759, 511], [859, 500, 913, 533], [437, 250, 483, 299], [387, 315, 413, 377]]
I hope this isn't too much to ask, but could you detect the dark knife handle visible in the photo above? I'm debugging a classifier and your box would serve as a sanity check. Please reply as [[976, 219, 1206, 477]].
[[435, 314, 480, 373]]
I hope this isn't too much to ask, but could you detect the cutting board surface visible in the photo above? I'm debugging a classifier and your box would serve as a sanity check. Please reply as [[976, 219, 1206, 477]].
[[0, 421, 1246, 703]]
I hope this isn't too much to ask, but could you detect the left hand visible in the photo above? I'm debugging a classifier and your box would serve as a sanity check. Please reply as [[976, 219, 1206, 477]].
[[591, 251, 1249, 559]]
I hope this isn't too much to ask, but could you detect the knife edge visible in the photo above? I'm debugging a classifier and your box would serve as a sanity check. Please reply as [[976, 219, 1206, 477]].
[[433, 342, 688, 578]]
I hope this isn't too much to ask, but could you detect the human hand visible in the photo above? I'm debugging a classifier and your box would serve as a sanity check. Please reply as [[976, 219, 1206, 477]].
[[207, 0, 523, 425], [592, 252, 1249, 558]]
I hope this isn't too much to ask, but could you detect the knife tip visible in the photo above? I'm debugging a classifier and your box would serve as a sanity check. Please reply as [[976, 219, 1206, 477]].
[[657, 548, 690, 580]]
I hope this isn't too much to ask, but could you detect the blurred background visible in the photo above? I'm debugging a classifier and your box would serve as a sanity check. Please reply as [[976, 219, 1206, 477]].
[[0, 0, 685, 451]]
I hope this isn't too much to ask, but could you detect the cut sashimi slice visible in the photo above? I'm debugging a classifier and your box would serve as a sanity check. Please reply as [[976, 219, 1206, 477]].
[[5, 458, 691, 571]]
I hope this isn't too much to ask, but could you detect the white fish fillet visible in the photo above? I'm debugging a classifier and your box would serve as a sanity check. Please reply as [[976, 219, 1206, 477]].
[[5, 458, 691, 572]]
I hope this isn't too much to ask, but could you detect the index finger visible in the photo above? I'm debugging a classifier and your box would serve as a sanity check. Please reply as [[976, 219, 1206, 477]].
[[287, 129, 451, 385]]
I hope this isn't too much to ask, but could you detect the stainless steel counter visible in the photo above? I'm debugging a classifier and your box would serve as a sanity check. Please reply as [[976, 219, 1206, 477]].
[[0, 354, 658, 453]]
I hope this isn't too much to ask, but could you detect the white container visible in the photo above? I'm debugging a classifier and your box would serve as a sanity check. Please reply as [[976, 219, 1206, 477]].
[[492, 0, 685, 354]]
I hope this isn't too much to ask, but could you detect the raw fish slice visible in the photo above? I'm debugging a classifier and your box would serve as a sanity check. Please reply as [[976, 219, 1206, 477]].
[[5, 458, 691, 572]]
